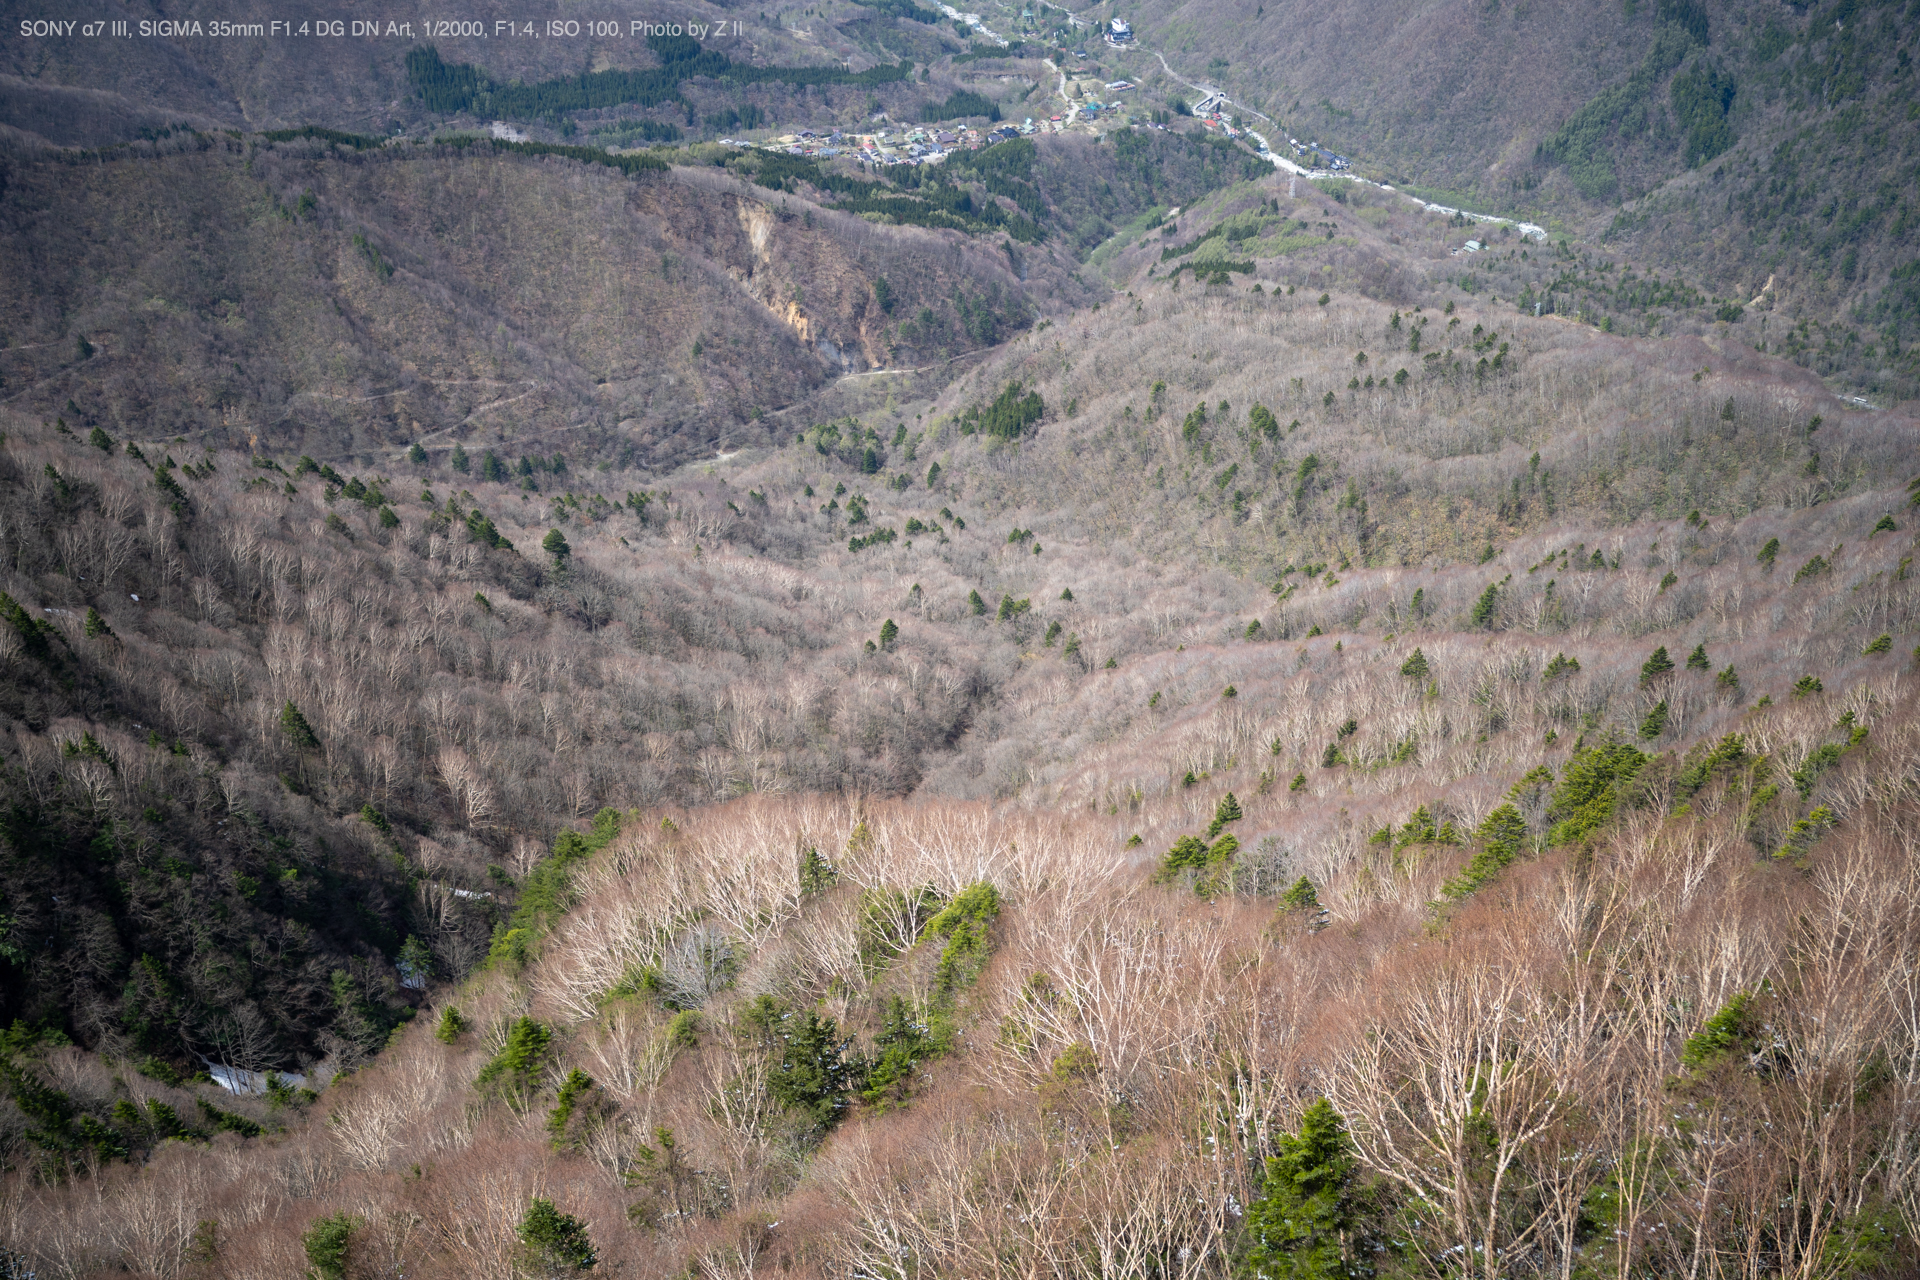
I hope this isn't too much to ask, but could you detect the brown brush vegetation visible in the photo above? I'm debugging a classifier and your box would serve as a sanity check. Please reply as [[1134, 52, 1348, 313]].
[[1102, 0, 1918, 397], [2, 223, 1915, 1063], [5, 676, 1920, 1277], [0, 133, 1078, 469], [2, 105, 1918, 1274], [2, 316, 1917, 1268]]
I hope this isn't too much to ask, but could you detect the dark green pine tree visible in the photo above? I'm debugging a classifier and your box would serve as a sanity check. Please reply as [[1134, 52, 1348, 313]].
[[280, 700, 321, 752], [879, 619, 899, 649], [798, 845, 838, 895], [1469, 581, 1500, 629], [1543, 652, 1581, 681], [968, 588, 987, 615], [1158, 835, 1212, 880], [1440, 802, 1534, 900], [766, 1011, 856, 1129], [450, 443, 470, 474], [1398, 648, 1429, 680], [1640, 646, 1675, 686], [517, 1196, 597, 1273], [1206, 792, 1244, 839], [1280, 876, 1321, 913], [543, 528, 571, 563], [1242, 1098, 1367, 1279], [302, 1213, 356, 1280], [1686, 643, 1710, 670]]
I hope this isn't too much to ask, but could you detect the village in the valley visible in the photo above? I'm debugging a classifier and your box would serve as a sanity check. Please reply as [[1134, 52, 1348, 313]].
[[721, 13, 1300, 170]]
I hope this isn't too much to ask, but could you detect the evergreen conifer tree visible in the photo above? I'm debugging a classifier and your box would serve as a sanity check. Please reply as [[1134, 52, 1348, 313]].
[[1543, 652, 1581, 681], [518, 1197, 597, 1273], [280, 701, 320, 752], [1206, 792, 1243, 839], [1640, 646, 1675, 686], [798, 845, 838, 895], [1280, 876, 1321, 914], [302, 1214, 356, 1280], [1441, 803, 1532, 899], [1469, 581, 1500, 629], [1242, 1098, 1365, 1280]]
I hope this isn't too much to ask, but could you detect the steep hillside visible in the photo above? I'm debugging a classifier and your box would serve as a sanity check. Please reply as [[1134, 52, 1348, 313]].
[[2, 192, 1913, 1102], [1108, 0, 1918, 396], [0, 0, 937, 141], [0, 131, 1059, 467], [3, 381, 1915, 1274], [10, 0, 1913, 401], [3, 9, 1920, 1275]]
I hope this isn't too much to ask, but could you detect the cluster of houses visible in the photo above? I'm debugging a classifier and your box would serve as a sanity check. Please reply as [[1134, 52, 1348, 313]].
[[1194, 104, 1245, 140], [1180, 91, 1246, 139], [729, 119, 1039, 166], [1045, 72, 1132, 131], [1287, 137, 1351, 170]]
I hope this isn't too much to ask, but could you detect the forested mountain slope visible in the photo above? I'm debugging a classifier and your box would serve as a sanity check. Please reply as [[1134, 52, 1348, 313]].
[[2, 8, 1920, 1275], [0, 130, 1063, 468], [1119, 0, 1919, 397], [0, 0, 920, 140], [2, 397, 1916, 1274], [10, 0, 1911, 398], [1, 182, 1917, 1267], [0, 126, 1282, 468]]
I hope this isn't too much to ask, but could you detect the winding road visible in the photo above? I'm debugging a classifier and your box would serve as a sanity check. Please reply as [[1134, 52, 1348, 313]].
[[1021, 4, 1550, 242]]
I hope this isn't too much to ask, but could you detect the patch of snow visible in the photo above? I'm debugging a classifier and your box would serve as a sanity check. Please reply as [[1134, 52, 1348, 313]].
[[203, 1060, 307, 1096]]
